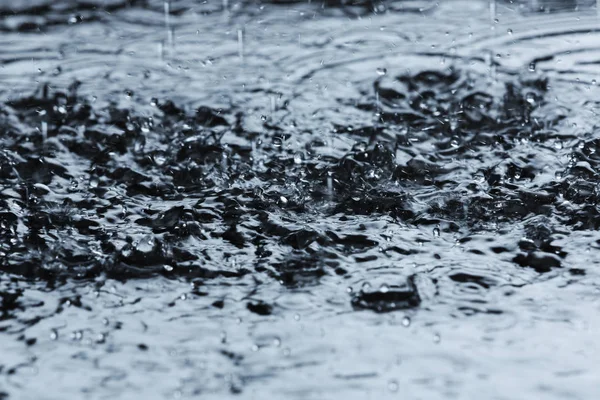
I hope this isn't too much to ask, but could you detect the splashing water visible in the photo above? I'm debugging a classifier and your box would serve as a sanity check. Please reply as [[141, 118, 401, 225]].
[[1, 0, 600, 399]]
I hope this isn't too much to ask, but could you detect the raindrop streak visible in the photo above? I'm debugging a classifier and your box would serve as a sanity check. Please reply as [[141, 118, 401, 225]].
[[238, 28, 244, 61], [164, 1, 170, 28], [489, 0, 496, 29], [488, 0, 497, 81], [41, 121, 47, 140]]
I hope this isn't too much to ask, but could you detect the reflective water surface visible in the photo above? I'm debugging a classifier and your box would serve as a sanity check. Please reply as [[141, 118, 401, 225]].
[[2, 0, 600, 398]]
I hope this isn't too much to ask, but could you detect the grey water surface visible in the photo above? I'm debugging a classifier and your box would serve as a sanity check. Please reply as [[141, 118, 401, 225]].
[[1, 0, 600, 399]]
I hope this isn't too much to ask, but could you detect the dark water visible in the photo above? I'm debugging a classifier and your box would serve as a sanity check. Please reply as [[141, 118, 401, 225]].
[[2, 0, 600, 398]]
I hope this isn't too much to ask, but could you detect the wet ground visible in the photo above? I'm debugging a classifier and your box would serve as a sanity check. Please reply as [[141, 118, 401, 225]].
[[2, 0, 600, 398]]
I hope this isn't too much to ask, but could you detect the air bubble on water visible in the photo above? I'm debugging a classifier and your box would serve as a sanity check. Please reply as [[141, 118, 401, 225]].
[[50, 329, 58, 340], [252, 344, 259, 352], [273, 337, 281, 347], [433, 227, 440, 237], [283, 347, 291, 356], [507, 28, 513, 35], [433, 333, 441, 343], [294, 314, 301, 321], [388, 379, 399, 392], [376, 67, 387, 76], [528, 62, 536, 72], [380, 284, 389, 293], [526, 93, 536, 105], [362, 282, 371, 291], [293, 153, 302, 164], [401, 316, 411, 327], [346, 287, 353, 293], [163, 265, 174, 272], [279, 196, 288, 206]]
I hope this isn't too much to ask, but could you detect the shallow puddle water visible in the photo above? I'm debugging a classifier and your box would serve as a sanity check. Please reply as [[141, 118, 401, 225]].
[[1, 0, 600, 398]]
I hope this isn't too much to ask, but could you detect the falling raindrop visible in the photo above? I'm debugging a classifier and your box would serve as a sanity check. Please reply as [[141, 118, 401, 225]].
[[238, 28, 244, 61]]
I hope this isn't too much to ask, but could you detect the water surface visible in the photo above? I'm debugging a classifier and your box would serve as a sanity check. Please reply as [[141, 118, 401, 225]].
[[1, 0, 600, 398]]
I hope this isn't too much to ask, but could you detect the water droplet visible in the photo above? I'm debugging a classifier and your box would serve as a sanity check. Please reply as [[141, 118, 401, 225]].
[[554, 140, 563, 150], [376, 67, 387, 76], [402, 316, 411, 327], [433, 333, 441, 343], [153, 152, 167, 166]]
